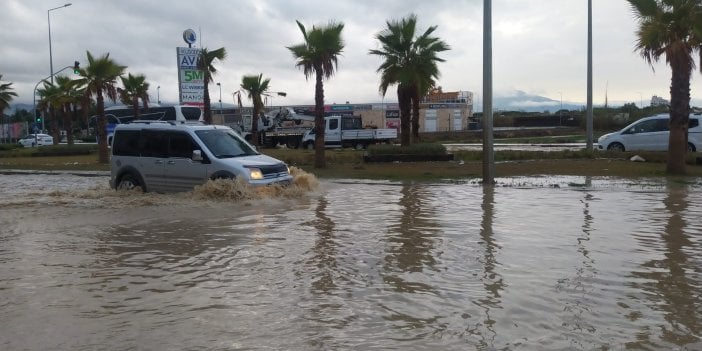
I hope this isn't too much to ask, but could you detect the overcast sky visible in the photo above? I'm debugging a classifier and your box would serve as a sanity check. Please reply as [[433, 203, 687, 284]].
[[2, 0, 701, 110]]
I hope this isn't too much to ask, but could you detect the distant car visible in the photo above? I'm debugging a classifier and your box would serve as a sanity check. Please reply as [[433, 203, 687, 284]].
[[18, 134, 54, 148], [597, 114, 702, 152]]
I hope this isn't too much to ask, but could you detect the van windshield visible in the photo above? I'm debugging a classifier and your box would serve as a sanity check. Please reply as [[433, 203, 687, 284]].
[[195, 129, 259, 158]]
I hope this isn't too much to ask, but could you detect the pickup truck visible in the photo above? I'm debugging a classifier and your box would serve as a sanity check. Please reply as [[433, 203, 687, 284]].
[[301, 115, 398, 150]]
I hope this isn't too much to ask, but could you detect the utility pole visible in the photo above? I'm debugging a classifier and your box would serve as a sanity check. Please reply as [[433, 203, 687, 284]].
[[586, 0, 594, 150], [482, 0, 494, 184]]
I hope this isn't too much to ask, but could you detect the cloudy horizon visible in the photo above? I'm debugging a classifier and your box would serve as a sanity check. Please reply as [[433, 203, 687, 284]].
[[2, 0, 701, 111]]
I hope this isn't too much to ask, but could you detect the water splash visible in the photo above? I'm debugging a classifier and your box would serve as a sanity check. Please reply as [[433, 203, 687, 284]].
[[191, 167, 319, 201], [0, 167, 319, 209]]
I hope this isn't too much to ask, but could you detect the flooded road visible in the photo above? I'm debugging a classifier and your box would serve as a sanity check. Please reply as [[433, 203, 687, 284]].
[[1, 172, 701, 350]]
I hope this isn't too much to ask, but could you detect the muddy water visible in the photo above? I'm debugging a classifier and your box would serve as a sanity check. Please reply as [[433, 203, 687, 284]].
[[1, 172, 701, 350]]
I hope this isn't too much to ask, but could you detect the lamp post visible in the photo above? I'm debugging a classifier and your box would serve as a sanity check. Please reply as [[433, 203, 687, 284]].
[[48, 3, 72, 85], [482, 0, 494, 184], [216, 82, 222, 110], [157, 86, 161, 105], [33, 65, 72, 133], [268, 91, 286, 108]]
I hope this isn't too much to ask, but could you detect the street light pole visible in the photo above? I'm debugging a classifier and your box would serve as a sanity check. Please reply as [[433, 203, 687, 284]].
[[48, 3, 72, 85], [157, 86, 161, 105], [216, 82, 222, 110], [586, 0, 594, 150], [34, 65, 72, 133], [482, 0, 494, 184]]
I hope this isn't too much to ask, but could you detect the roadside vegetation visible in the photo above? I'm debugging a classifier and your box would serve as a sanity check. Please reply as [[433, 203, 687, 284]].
[[3, 141, 701, 181]]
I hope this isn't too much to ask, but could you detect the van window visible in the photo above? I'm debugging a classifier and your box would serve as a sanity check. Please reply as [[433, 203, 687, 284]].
[[168, 131, 196, 158], [689, 118, 699, 128], [195, 129, 258, 158], [139, 111, 167, 121], [182, 107, 202, 121], [112, 130, 141, 156], [140, 130, 168, 158], [162, 107, 176, 121], [329, 119, 339, 131]]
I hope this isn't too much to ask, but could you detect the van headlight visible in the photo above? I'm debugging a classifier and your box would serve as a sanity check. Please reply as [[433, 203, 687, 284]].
[[248, 167, 264, 180]]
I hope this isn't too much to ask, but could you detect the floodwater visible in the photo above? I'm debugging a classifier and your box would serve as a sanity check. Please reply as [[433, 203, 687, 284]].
[[1, 170, 701, 350], [444, 143, 589, 152]]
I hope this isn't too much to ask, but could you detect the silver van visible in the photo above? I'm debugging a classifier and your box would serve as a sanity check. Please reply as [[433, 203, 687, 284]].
[[109, 121, 293, 192]]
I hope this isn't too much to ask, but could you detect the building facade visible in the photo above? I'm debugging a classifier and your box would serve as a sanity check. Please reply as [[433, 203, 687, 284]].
[[213, 90, 474, 134]]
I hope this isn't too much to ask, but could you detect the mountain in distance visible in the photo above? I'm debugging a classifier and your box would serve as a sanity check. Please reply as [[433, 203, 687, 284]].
[[482, 90, 603, 113], [6, 91, 702, 115], [476, 90, 702, 113]]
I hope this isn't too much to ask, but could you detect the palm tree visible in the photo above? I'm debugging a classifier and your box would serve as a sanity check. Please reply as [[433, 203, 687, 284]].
[[240, 73, 271, 146], [73, 51, 126, 163], [197, 47, 226, 124], [36, 81, 61, 144], [0, 75, 18, 113], [54, 75, 87, 146], [118, 73, 150, 119], [369, 14, 450, 145], [288, 20, 345, 168], [628, 0, 702, 174]]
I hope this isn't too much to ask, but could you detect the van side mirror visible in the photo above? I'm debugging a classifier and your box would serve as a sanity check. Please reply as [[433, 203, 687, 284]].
[[192, 150, 203, 161]]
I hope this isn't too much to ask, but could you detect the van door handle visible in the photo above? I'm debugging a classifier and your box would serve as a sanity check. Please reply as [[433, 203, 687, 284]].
[[155, 160, 163, 164], [167, 161, 176, 165]]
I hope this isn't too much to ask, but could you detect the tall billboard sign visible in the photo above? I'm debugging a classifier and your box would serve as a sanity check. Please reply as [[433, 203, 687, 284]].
[[177, 29, 204, 107]]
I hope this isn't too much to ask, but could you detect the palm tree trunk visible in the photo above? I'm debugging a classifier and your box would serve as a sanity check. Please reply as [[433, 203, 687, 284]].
[[133, 96, 139, 118], [97, 89, 109, 164], [67, 105, 76, 146], [61, 103, 72, 146], [667, 60, 692, 175], [203, 75, 212, 124], [411, 86, 421, 143], [50, 107, 59, 145], [314, 66, 326, 168], [397, 84, 411, 146], [251, 99, 260, 146]]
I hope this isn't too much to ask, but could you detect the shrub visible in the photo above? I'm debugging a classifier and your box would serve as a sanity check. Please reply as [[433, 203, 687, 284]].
[[367, 143, 447, 156], [31, 144, 97, 157], [0, 144, 18, 151]]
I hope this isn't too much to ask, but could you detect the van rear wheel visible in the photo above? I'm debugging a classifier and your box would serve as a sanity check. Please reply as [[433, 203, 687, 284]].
[[117, 173, 144, 192]]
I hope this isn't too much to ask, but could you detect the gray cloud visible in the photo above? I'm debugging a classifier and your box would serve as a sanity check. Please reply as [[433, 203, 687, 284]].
[[2, 0, 701, 109]]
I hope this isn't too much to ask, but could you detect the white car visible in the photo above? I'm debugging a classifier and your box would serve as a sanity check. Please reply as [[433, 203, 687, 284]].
[[18, 134, 54, 148], [597, 113, 702, 152]]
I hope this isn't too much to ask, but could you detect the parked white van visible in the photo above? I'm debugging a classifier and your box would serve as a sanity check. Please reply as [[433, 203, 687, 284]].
[[597, 113, 702, 152], [109, 121, 293, 192]]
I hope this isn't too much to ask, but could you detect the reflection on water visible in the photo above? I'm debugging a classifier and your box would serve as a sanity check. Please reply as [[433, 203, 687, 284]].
[[1, 173, 702, 350]]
